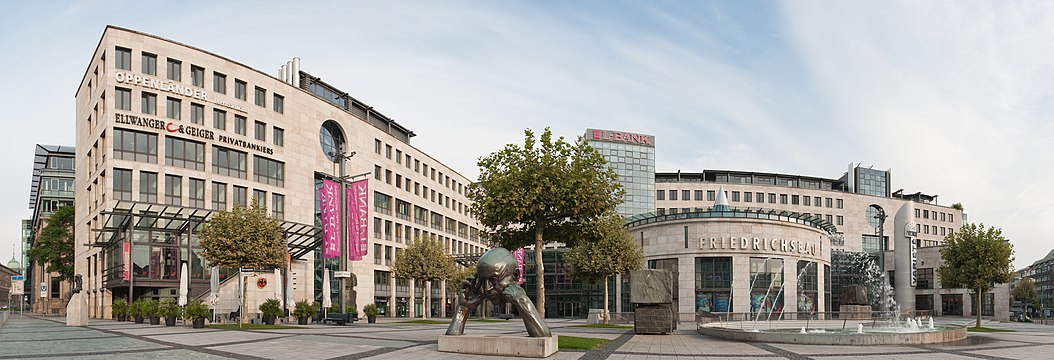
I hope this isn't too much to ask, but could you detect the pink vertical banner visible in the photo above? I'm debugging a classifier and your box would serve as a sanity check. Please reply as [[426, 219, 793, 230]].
[[319, 179, 341, 259], [514, 248, 525, 284], [123, 241, 131, 281], [347, 179, 369, 261]]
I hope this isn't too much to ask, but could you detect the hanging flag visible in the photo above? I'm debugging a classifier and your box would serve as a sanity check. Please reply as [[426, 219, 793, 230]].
[[347, 178, 369, 261], [319, 179, 341, 259], [123, 241, 131, 281], [514, 248, 525, 284]]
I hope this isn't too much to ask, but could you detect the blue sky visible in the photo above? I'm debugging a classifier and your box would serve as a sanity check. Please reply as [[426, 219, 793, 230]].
[[1, 1, 1051, 270]]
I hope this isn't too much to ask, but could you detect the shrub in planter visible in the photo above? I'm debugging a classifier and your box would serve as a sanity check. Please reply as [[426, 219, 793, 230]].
[[259, 298, 284, 325], [183, 298, 210, 329], [130, 299, 148, 323], [112, 299, 129, 322], [143, 299, 161, 325], [363, 303, 379, 323], [293, 300, 316, 325], [347, 304, 358, 319], [158, 298, 181, 326]]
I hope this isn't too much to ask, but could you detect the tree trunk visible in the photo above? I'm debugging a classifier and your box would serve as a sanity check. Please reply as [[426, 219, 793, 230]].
[[603, 276, 609, 324], [535, 222, 545, 319], [976, 287, 982, 329], [423, 291, 428, 320]]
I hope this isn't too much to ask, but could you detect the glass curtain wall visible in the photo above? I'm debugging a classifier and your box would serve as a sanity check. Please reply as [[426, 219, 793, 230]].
[[749, 258, 784, 318], [695, 257, 732, 313]]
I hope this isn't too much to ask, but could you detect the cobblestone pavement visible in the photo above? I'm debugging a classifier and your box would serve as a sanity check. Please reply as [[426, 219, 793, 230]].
[[2, 314, 1052, 359]]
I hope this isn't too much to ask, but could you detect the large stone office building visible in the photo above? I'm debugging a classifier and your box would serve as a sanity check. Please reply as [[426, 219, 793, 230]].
[[74, 26, 488, 319], [25, 144, 77, 315]]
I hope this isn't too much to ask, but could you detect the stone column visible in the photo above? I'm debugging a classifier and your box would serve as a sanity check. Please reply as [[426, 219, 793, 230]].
[[733, 256, 751, 318], [614, 274, 622, 314], [408, 281, 416, 318], [440, 280, 447, 318], [783, 258, 798, 319], [678, 255, 694, 322], [817, 264, 826, 315]]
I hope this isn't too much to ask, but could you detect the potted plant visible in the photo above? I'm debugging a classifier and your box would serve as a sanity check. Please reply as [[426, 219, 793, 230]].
[[363, 303, 379, 323], [112, 299, 128, 322], [259, 298, 283, 325], [293, 300, 315, 325], [143, 299, 161, 325], [159, 298, 181, 326], [130, 299, 148, 323], [347, 304, 358, 319], [184, 298, 210, 329]]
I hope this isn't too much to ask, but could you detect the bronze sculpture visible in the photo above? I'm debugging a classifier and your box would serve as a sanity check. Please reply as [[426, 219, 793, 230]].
[[445, 247, 551, 337]]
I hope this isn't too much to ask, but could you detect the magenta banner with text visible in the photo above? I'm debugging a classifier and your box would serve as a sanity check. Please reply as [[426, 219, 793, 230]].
[[514, 248, 525, 284], [319, 179, 341, 259], [347, 179, 369, 261]]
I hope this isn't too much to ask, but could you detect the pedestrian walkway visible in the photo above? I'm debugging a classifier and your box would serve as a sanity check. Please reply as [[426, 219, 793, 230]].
[[2, 314, 1053, 359]]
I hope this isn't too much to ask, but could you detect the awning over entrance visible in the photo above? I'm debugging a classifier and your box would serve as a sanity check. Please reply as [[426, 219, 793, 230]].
[[90, 201, 322, 259]]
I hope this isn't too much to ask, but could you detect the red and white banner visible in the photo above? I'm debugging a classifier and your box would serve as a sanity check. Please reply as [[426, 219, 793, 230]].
[[319, 179, 341, 259], [514, 248, 525, 284], [347, 179, 369, 261]]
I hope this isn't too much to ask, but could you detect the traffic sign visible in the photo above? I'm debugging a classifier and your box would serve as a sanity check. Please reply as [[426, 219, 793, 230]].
[[334, 271, 351, 278], [11, 275, 24, 281], [40, 282, 47, 297]]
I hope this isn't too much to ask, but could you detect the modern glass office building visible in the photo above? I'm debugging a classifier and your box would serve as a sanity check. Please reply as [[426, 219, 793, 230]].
[[584, 129, 655, 217]]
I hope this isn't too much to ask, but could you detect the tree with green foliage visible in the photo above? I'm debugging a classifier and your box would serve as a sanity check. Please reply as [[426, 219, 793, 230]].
[[28, 205, 76, 284], [1012, 277, 1039, 312], [468, 128, 623, 318], [951, 203, 964, 211], [199, 201, 287, 325], [390, 235, 456, 319], [939, 223, 1014, 328], [564, 213, 644, 323]]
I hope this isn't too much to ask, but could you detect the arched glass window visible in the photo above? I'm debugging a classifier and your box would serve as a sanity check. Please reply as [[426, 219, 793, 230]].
[[319, 120, 345, 163]]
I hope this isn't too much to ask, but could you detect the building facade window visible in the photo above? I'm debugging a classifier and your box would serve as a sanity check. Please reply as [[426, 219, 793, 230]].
[[234, 115, 246, 135], [165, 97, 181, 120], [213, 109, 226, 130], [253, 189, 267, 208], [273, 94, 284, 113], [211, 182, 227, 210], [190, 103, 204, 125], [114, 168, 132, 201], [917, 268, 934, 289], [273, 127, 284, 146], [141, 92, 157, 115], [115, 47, 131, 70], [254, 86, 266, 107], [166, 59, 181, 81], [164, 136, 205, 171], [115, 87, 131, 110], [165, 175, 182, 206], [139, 171, 157, 203], [744, 191, 753, 202], [190, 65, 204, 87], [232, 186, 247, 207], [189, 178, 205, 208], [669, 190, 678, 201], [682, 190, 690, 201], [141, 52, 156, 75], [254, 121, 266, 141], [212, 146, 247, 178], [695, 257, 732, 312], [113, 128, 158, 163], [272, 193, 285, 220], [656, 190, 665, 201], [374, 192, 393, 215], [235, 79, 247, 100], [213, 72, 226, 93], [252, 155, 285, 187]]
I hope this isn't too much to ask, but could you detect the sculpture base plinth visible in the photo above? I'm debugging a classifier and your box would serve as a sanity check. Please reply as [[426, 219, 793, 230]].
[[438, 335, 558, 358], [839, 305, 872, 320]]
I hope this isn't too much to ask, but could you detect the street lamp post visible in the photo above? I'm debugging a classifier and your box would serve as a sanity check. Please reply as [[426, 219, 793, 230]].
[[330, 143, 370, 316]]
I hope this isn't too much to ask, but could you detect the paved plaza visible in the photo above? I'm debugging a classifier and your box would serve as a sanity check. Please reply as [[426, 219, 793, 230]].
[[2, 314, 1054, 359]]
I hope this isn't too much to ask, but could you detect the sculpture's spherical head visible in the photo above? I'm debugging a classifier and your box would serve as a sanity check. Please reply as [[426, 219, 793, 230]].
[[476, 248, 517, 300]]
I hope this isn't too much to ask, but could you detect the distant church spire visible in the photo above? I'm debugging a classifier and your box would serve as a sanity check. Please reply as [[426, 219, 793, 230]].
[[714, 185, 731, 211]]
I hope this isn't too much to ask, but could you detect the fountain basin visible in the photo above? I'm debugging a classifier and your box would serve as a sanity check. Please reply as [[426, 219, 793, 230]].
[[698, 322, 966, 345]]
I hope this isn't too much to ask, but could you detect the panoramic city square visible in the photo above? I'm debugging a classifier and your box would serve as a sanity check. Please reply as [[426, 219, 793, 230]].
[[3, 1, 1054, 359]]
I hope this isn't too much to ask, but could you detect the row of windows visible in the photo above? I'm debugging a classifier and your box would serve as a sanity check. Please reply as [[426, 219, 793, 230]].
[[916, 208, 955, 223], [114, 47, 284, 113], [375, 138, 466, 196], [371, 234, 484, 267], [656, 207, 845, 226], [373, 191, 478, 241], [656, 189, 844, 209], [113, 128, 283, 187], [374, 162, 470, 218], [112, 168, 285, 218], [114, 87, 284, 147]]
